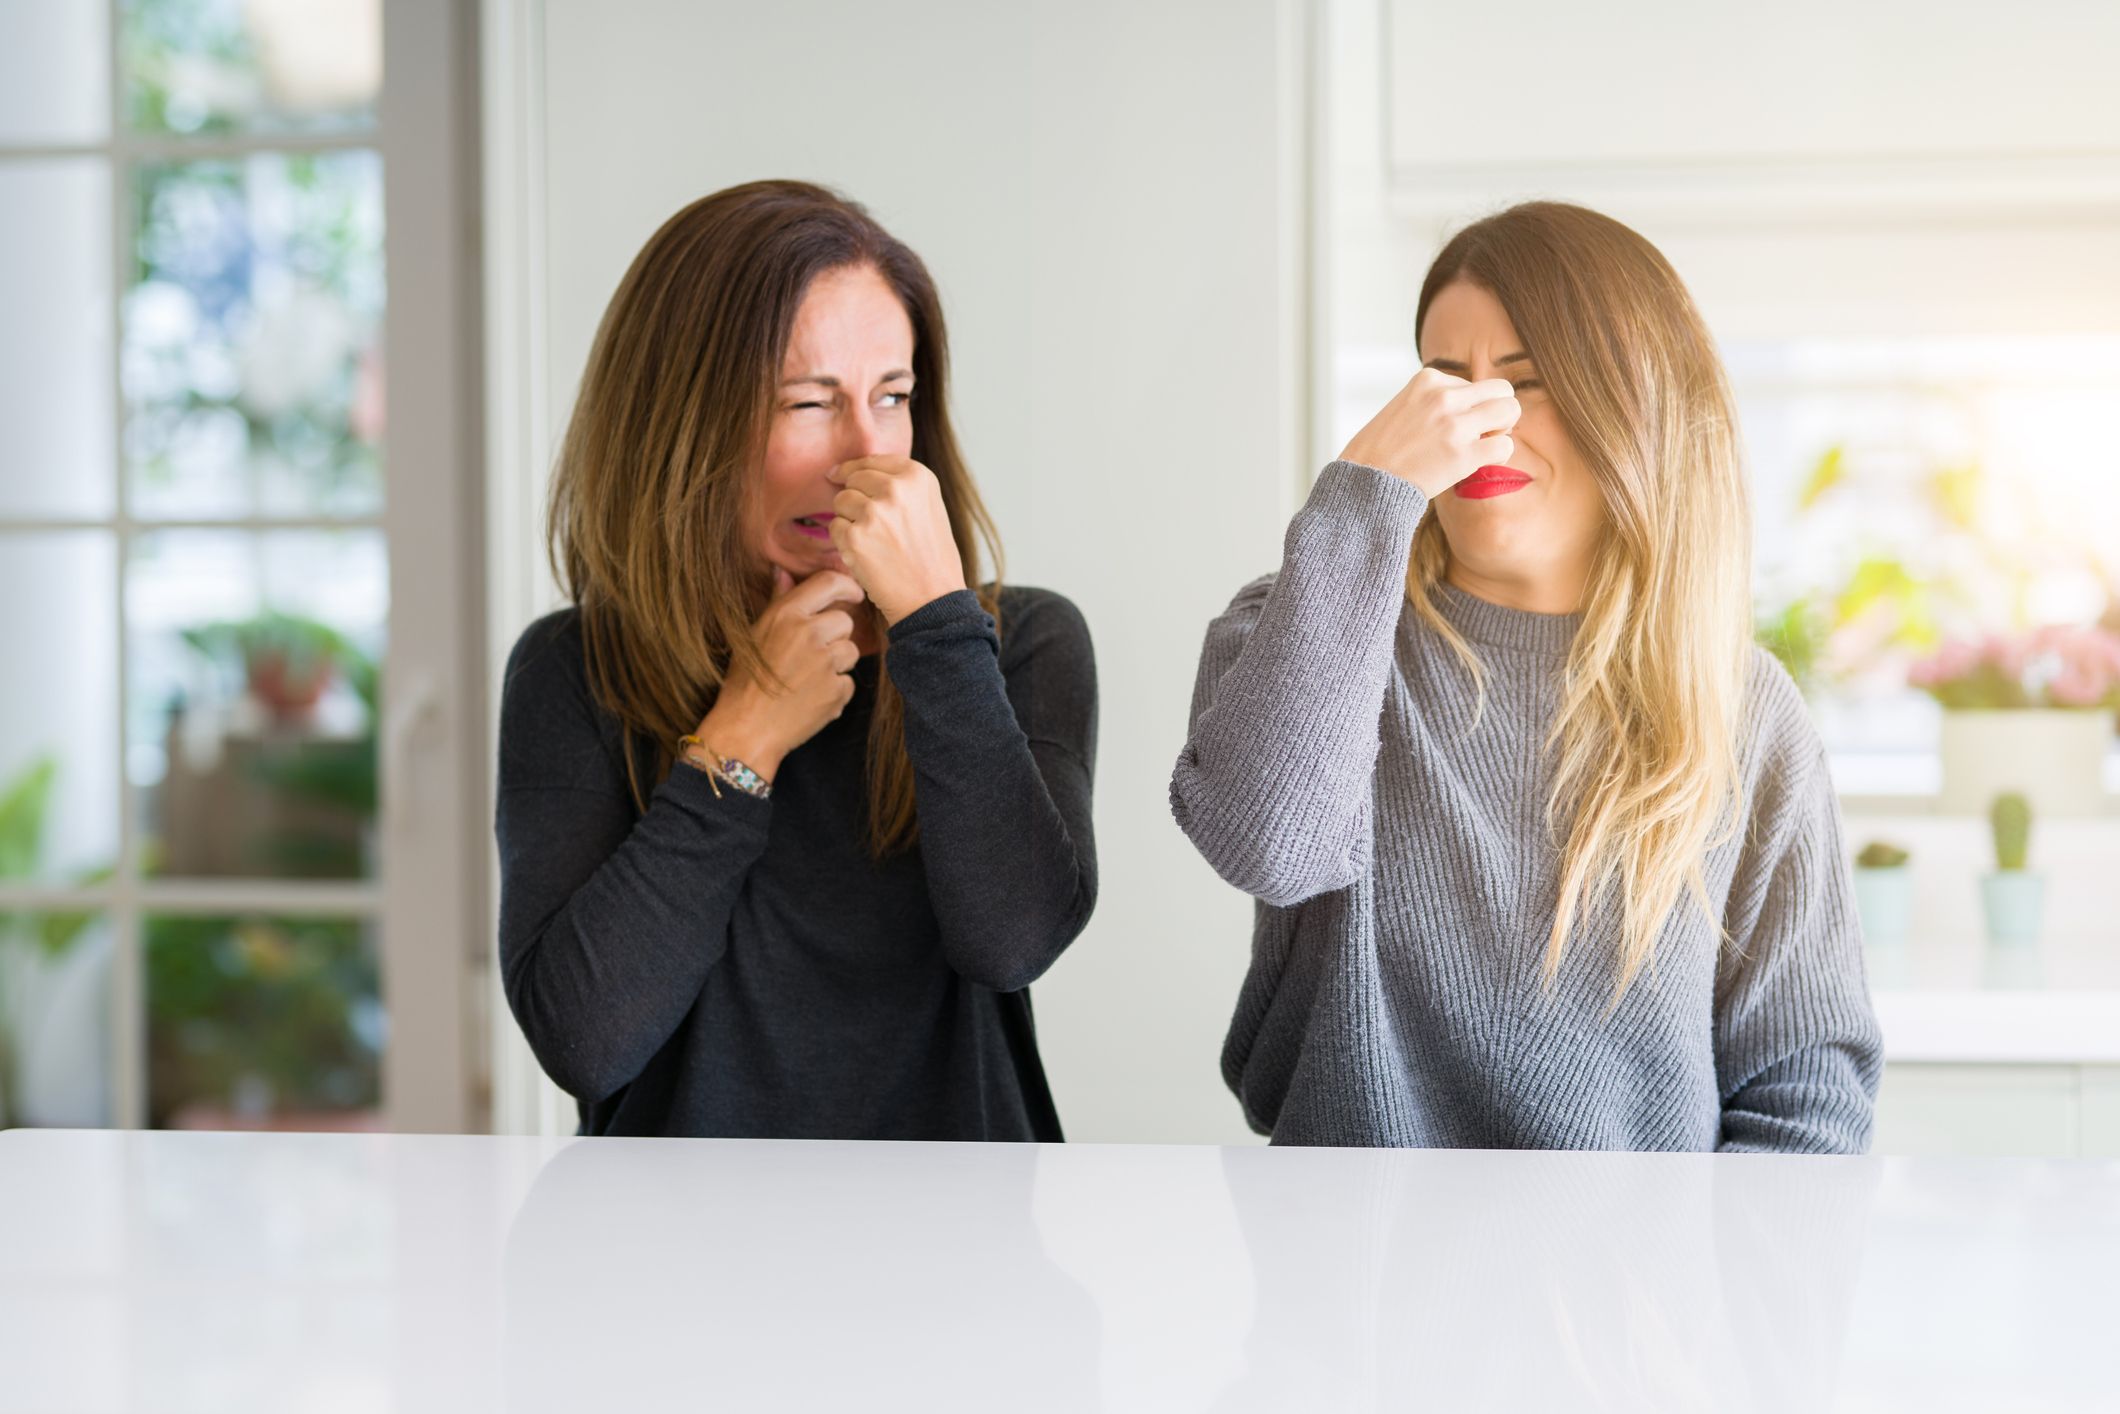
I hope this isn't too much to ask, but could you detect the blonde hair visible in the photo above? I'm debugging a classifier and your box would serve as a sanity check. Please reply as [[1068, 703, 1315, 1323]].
[[1409, 201, 1754, 997], [547, 180, 1004, 856]]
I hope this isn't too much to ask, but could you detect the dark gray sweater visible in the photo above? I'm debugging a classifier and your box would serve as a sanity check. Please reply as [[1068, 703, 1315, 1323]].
[[1171, 460, 1883, 1152], [495, 586, 1097, 1140]]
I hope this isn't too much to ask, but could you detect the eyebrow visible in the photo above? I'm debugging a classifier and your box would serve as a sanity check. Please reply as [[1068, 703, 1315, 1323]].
[[1422, 351, 1534, 374], [780, 369, 916, 389]]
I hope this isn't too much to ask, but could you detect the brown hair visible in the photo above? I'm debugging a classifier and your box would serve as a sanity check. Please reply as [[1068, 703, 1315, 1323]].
[[1409, 201, 1755, 998], [546, 179, 1004, 855]]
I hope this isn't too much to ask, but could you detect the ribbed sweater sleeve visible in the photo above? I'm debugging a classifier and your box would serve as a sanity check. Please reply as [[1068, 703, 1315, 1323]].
[[494, 616, 772, 1106], [885, 588, 1100, 993], [1714, 717, 1885, 1154], [1169, 460, 1430, 905]]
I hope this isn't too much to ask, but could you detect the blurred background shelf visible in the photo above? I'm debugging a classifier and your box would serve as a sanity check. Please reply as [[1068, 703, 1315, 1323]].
[[1876, 990, 2120, 1064]]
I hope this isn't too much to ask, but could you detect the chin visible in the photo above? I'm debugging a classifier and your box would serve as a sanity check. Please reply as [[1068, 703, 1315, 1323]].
[[775, 539, 843, 576]]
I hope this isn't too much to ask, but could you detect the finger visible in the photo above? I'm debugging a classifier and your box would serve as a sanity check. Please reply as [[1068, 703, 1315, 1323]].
[[813, 607, 856, 644], [828, 639, 860, 673], [836, 466, 901, 500], [1442, 377, 1518, 411], [787, 568, 867, 613], [1462, 394, 1521, 434], [827, 454, 914, 484], [1475, 433, 1516, 466], [832, 487, 872, 522]]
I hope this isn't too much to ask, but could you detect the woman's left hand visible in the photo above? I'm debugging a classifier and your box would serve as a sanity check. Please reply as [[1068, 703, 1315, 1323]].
[[827, 455, 969, 624]]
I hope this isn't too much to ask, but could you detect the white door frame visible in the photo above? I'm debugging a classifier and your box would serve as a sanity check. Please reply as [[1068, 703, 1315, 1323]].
[[478, 0, 575, 1136], [378, 0, 487, 1133]]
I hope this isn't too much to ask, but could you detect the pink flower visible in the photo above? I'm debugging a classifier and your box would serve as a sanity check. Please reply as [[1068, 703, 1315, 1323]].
[[2049, 667, 2106, 707], [1906, 624, 2120, 708], [2043, 627, 2120, 703], [1985, 632, 2029, 679], [1909, 639, 1978, 686]]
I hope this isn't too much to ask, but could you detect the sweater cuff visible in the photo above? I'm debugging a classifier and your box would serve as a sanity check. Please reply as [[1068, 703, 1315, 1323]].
[[1282, 460, 1430, 601], [1309, 458, 1429, 533], [887, 587, 995, 645]]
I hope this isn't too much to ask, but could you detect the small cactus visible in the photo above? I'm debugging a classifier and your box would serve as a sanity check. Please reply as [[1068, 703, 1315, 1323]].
[[1989, 792, 2033, 872], [1856, 840, 1909, 869]]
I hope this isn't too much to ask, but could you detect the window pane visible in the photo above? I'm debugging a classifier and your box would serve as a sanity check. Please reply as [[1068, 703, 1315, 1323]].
[[127, 529, 385, 880], [0, 4, 109, 145], [0, 161, 116, 521], [1735, 333, 2120, 762], [122, 0, 380, 138], [0, 532, 120, 884], [124, 151, 385, 520], [0, 913, 116, 1130], [146, 913, 383, 1130]]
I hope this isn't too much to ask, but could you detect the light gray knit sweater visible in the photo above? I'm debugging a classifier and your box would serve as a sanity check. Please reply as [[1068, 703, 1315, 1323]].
[[1172, 460, 1883, 1153]]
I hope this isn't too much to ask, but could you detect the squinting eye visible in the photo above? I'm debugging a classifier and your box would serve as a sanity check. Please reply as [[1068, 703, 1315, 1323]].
[[880, 390, 913, 408], [1514, 379, 1543, 391], [788, 401, 828, 411]]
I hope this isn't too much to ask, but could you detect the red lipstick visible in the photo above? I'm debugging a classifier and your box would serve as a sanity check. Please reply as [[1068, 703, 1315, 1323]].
[[1454, 465, 1531, 500]]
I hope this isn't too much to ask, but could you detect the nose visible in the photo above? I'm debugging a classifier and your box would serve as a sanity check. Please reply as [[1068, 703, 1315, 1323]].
[[840, 402, 892, 462]]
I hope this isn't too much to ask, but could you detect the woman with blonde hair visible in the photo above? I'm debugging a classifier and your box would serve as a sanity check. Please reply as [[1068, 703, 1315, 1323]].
[[497, 180, 1097, 1139], [1171, 201, 1880, 1152]]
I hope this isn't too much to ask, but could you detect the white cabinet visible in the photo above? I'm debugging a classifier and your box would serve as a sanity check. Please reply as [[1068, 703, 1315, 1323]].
[[1379, 0, 2120, 223], [2082, 1067, 2120, 1158], [1874, 1064, 2120, 1158]]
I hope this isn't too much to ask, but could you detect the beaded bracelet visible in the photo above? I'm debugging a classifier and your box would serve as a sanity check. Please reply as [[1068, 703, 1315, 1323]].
[[677, 734, 772, 800]]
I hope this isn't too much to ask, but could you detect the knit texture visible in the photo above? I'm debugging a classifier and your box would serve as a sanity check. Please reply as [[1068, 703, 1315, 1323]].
[[1172, 460, 1882, 1152], [496, 585, 1098, 1140]]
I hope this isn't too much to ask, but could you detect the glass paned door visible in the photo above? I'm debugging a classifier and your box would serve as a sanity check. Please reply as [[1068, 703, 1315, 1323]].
[[0, 0, 473, 1135]]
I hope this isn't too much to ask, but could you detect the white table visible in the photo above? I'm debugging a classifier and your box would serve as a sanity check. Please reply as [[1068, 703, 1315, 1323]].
[[2, 1130, 2115, 1413]]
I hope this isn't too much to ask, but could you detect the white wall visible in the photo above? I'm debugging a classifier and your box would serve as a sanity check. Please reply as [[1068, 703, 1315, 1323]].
[[486, 0, 1311, 1141]]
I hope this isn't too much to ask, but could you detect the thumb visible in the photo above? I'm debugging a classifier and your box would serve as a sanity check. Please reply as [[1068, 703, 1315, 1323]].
[[772, 564, 796, 597]]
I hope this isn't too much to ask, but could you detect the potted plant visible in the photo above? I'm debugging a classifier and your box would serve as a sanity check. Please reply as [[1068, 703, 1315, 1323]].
[[1851, 840, 1913, 950], [180, 612, 354, 723], [1980, 791, 2044, 948], [1910, 625, 2120, 818], [1755, 595, 1833, 702], [0, 754, 109, 1129]]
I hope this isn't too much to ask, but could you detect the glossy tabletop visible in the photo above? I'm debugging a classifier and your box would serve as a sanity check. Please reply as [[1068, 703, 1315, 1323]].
[[2, 1129, 2115, 1412]]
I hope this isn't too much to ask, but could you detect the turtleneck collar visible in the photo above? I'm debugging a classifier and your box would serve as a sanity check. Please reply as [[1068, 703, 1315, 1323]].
[[1425, 579, 1583, 657]]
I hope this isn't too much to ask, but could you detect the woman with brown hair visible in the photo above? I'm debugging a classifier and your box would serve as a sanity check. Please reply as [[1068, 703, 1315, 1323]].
[[1171, 201, 1881, 1152], [497, 181, 1097, 1140]]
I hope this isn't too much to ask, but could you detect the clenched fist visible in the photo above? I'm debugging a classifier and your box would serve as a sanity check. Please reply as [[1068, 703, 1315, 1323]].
[[1339, 367, 1521, 500], [825, 455, 969, 624], [690, 567, 865, 782]]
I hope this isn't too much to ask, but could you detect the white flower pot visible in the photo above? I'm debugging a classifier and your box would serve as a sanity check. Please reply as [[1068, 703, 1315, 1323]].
[[0, 926, 115, 1128], [1853, 865, 1914, 948], [1937, 709, 2112, 818], [1980, 870, 2046, 949]]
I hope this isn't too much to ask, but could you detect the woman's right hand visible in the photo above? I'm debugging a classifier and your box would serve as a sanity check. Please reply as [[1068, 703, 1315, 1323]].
[[1338, 367, 1521, 500], [690, 567, 865, 781]]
